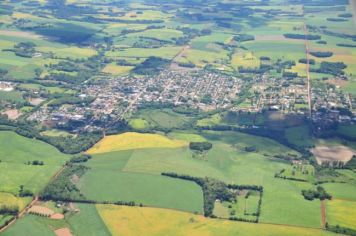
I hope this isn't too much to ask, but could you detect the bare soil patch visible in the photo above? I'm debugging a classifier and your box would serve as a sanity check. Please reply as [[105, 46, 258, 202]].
[[55, 228, 73, 236], [311, 145, 355, 165], [0, 30, 43, 39], [2, 109, 21, 120], [68, 203, 80, 212], [28, 205, 54, 216], [51, 213, 65, 220], [327, 79, 348, 88], [255, 35, 286, 41], [255, 35, 301, 42], [29, 98, 45, 106]]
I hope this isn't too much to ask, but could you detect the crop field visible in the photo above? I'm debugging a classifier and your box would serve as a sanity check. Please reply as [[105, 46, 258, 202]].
[[231, 51, 260, 69], [87, 132, 187, 154], [243, 40, 306, 62], [66, 203, 111, 236], [0, 192, 30, 211], [322, 183, 356, 201], [127, 29, 183, 41], [311, 145, 355, 164], [326, 199, 356, 230], [36, 46, 97, 59], [102, 64, 133, 75], [1, 215, 56, 236], [96, 205, 334, 236], [2, 203, 111, 236], [79, 170, 203, 213]]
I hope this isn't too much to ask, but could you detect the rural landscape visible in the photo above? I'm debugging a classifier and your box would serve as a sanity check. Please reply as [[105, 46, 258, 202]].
[[0, 0, 356, 235]]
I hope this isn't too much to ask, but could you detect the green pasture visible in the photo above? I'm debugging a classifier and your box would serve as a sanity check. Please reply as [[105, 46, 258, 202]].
[[79, 169, 204, 213], [136, 109, 193, 129], [1, 215, 56, 236], [67, 203, 111, 236], [0, 131, 68, 194]]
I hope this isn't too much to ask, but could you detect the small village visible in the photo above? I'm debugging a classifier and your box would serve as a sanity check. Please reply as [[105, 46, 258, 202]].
[[21, 69, 355, 133]]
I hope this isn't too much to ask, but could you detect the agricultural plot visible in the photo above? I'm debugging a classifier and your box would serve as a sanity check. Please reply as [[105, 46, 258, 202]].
[[322, 183, 356, 201], [2, 203, 111, 236], [87, 132, 187, 154], [275, 163, 315, 182], [326, 199, 356, 230], [79, 170, 204, 213], [311, 146, 355, 165], [102, 63, 133, 75], [66, 203, 111, 236], [0, 192, 31, 211], [96, 205, 334, 236], [106, 46, 182, 60], [0, 131, 69, 194], [213, 190, 261, 221], [1, 215, 56, 236]]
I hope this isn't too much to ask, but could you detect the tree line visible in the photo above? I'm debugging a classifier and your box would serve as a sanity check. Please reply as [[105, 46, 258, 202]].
[[161, 172, 263, 219]]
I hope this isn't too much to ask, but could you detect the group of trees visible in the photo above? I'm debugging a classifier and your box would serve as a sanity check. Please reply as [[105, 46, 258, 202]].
[[311, 61, 347, 76], [301, 186, 332, 201], [189, 142, 213, 152], [299, 58, 315, 65], [68, 154, 92, 164], [162, 172, 234, 216], [284, 34, 321, 40], [233, 34, 255, 42], [3, 42, 36, 58], [309, 51, 333, 58], [26, 160, 44, 166], [132, 57, 170, 75], [0, 206, 19, 215], [326, 224, 356, 236], [162, 172, 263, 219], [40, 164, 88, 201], [19, 185, 33, 197]]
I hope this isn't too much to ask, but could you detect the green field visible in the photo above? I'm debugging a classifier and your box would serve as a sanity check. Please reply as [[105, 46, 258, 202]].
[[0, 131, 69, 194], [2, 203, 111, 236], [1, 215, 56, 236], [80, 148, 203, 213], [80, 169, 203, 213], [136, 109, 193, 129], [322, 183, 356, 201], [326, 199, 356, 230], [66, 203, 111, 236]]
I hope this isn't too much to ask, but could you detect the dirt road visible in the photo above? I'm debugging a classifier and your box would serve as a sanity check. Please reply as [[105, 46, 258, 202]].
[[350, 0, 356, 26], [321, 200, 327, 228]]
